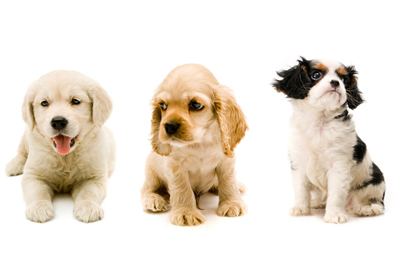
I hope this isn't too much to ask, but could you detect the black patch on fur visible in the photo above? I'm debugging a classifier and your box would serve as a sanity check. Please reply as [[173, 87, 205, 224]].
[[334, 109, 351, 122], [344, 66, 364, 109], [353, 135, 367, 163], [273, 57, 314, 99], [354, 162, 385, 190], [369, 197, 384, 206]]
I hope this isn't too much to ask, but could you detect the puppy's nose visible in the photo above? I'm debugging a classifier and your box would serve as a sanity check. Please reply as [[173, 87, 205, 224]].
[[165, 122, 180, 135], [330, 80, 340, 88], [51, 117, 68, 130]]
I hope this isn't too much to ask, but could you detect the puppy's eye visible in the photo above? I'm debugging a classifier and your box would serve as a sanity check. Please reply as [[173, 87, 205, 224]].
[[311, 71, 322, 81], [159, 103, 167, 110], [41, 101, 49, 107], [342, 77, 348, 85], [189, 101, 204, 111], [71, 99, 81, 105]]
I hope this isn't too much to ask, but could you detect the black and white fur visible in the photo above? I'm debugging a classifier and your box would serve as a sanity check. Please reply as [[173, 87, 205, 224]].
[[273, 57, 385, 224]]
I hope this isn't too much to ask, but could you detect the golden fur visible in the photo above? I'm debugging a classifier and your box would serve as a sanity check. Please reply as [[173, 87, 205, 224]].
[[5, 70, 116, 223], [142, 64, 248, 226]]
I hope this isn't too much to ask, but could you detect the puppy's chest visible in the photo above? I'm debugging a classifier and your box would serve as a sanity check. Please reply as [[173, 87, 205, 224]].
[[293, 118, 350, 169], [179, 146, 222, 190], [37, 151, 99, 192]]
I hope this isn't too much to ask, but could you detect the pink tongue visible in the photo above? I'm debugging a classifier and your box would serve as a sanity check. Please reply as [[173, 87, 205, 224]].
[[53, 135, 72, 155]]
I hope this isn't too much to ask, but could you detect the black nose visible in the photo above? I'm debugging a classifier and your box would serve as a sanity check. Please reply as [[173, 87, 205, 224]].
[[51, 117, 68, 130], [165, 122, 180, 135], [330, 80, 340, 88]]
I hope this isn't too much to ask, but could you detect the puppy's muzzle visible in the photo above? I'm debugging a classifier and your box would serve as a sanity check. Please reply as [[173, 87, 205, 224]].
[[330, 80, 340, 89], [165, 121, 180, 135], [51, 116, 68, 131]]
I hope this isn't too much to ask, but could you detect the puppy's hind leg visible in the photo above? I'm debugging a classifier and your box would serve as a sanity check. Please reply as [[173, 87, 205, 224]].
[[141, 168, 170, 213], [5, 132, 29, 177], [350, 163, 385, 217]]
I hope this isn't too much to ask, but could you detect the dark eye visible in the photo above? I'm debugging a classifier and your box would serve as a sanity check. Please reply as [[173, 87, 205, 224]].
[[41, 101, 49, 107], [342, 77, 348, 85], [189, 101, 204, 111], [71, 99, 81, 105], [311, 71, 322, 80], [159, 103, 167, 110]]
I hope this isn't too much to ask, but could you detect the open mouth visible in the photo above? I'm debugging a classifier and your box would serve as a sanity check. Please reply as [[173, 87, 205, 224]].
[[52, 135, 78, 155]]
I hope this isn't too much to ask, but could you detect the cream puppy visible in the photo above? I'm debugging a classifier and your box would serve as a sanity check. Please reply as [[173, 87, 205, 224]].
[[5, 70, 115, 223], [141, 64, 248, 226]]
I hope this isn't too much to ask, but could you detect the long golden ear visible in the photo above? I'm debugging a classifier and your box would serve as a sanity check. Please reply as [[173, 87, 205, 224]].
[[22, 90, 35, 131], [91, 84, 113, 126], [150, 101, 172, 156], [213, 85, 248, 158]]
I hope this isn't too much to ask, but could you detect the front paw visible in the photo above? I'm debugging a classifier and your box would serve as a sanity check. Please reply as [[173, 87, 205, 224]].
[[324, 211, 349, 224], [217, 200, 247, 217], [142, 193, 170, 212], [74, 201, 104, 223], [170, 208, 206, 226], [25, 200, 54, 223], [289, 205, 311, 216]]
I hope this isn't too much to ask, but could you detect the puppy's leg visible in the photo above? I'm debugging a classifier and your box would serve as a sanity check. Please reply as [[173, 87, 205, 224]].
[[324, 163, 352, 224], [290, 167, 311, 216], [6, 132, 29, 177], [141, 167, 170, 212], [169, 162, 205, 226], [71, 179, 107, 223], [216, 158, 247, 217], [22, 175, 55, 223]]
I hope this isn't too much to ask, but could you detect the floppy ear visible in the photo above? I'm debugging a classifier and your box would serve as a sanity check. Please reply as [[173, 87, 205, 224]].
[[213, 85, 248, 158], [345, 66, 364, 109], [91, 84, 113, 126], [150, 101, 172, 156], [22, 90, 35, 131], [272, 57, 312, 99]]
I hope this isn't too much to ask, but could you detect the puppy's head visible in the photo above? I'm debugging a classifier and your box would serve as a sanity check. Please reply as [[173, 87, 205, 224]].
[[150, 64, 248, 157], [23, 70, 112, 155], [273, 57, 363, 110]]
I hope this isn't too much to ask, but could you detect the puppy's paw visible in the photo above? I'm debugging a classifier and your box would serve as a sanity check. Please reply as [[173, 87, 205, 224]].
[[142, 193, 170, 212], [25, 200, 54, 223], [324, 211, 349, 224], [74, 201, 104, 223], [310, 199, 326, 209], [289, 205, 311, 216], [5, 156, 26, 177], [352, 204, 384, 216], [217, 201, 247, 217], [170, 208, 206, 226]]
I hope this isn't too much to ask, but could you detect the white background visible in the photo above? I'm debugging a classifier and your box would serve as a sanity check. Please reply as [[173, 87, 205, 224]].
[[0, 1, 399, 268]]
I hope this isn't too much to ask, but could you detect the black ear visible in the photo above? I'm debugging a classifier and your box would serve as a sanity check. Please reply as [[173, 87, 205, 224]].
[[345, 66, 364, 109], [272, 57, 312, 99]]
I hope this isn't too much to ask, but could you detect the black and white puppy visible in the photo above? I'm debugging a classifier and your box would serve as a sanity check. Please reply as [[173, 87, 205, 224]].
[[273, 57, 385, 224]]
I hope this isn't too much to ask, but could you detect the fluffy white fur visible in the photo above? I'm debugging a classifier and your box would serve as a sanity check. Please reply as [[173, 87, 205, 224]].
[[141, 64, 248, 226], [275, 59, 385, 224], [5, 70, 116, 223]]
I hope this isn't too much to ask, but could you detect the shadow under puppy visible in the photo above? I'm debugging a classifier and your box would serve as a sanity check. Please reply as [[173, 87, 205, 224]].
[[6, 70, 116, 223], [142, 64, 248, 226], [273, 57, 385, 224]]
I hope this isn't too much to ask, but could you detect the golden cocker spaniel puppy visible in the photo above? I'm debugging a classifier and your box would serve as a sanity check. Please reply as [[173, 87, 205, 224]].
[[141, 64, 248, 226]]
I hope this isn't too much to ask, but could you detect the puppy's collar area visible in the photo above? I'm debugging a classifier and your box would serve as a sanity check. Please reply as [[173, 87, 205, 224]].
[[334, 109, 350, 121]]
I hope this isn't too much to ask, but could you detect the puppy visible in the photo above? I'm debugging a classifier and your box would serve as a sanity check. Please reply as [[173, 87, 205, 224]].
[[141, 64, 248, 226], [273, 58, 385, 224], [5, 70, 116, 223]]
